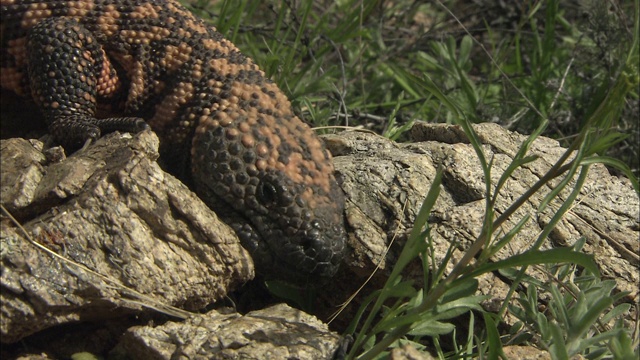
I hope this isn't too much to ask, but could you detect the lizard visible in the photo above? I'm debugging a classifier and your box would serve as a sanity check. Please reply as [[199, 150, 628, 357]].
[[0, 0, 347, 285]]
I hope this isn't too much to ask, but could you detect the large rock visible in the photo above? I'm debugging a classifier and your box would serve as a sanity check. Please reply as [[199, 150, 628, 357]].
[[322, 122, 638, 329], [1, 131, 254, 343], [121, 304, 341, 359]]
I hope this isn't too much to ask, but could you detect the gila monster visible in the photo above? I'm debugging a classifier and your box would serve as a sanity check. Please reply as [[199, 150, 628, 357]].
[[0, 0, 347, 284]]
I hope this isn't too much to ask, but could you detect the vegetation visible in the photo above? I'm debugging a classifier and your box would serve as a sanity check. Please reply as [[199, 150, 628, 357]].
[[190, 0, 639, 359]]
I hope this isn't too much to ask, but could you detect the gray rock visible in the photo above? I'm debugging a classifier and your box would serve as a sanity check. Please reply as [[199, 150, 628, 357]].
[[1, 131, 254, 343], [121, 303, 341, 359], [321, 123, 638, 330]]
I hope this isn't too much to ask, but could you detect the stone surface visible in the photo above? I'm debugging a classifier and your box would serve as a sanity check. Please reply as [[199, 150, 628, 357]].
[[121, 304, 341, 359], [1, 131, 254, 343], [322, 123, 638, 332]]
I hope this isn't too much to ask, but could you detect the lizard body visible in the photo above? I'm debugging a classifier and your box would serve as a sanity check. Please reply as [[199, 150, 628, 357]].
[[0, 0, 346, 283]]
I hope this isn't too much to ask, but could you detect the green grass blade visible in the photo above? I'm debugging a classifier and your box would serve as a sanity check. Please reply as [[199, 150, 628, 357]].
[[461, 248, 600, 280]]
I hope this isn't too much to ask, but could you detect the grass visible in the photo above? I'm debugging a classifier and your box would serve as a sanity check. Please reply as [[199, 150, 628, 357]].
[[187, 0, 639, 359], [191, 0, 639, 176]]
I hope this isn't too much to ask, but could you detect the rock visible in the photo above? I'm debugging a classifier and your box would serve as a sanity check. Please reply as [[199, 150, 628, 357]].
[[321, 122, 639, 330], [1, 131, 254, 343], [120, 303, 341, 359], [389, 344, 436, 359], [501, 345, 552, 359]]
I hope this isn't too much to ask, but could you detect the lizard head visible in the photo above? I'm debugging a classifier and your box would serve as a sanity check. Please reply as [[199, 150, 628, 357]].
[[230, 170, 347, 282], [191, 106, 347, 285]]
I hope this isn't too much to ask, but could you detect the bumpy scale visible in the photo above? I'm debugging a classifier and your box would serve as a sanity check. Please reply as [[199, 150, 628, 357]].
[[0, 0, 347, 284]]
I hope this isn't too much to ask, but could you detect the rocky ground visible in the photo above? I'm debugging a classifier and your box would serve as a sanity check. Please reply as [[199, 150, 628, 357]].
[[1, 122, 638, 359]]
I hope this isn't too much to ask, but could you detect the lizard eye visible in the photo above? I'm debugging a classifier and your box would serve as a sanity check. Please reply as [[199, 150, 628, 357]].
[[256, 180, 278, 207]]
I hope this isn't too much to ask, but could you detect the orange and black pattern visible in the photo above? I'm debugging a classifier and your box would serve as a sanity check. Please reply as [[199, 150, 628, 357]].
[[0, 0, 346, 283]]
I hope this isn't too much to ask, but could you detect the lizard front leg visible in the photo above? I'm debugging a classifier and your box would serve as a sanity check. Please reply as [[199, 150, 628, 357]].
[[26, 18, 147, 148]]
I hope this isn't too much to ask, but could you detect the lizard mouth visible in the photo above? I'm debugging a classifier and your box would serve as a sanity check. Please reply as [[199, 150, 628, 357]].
[[234, 210, 347, 285]]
